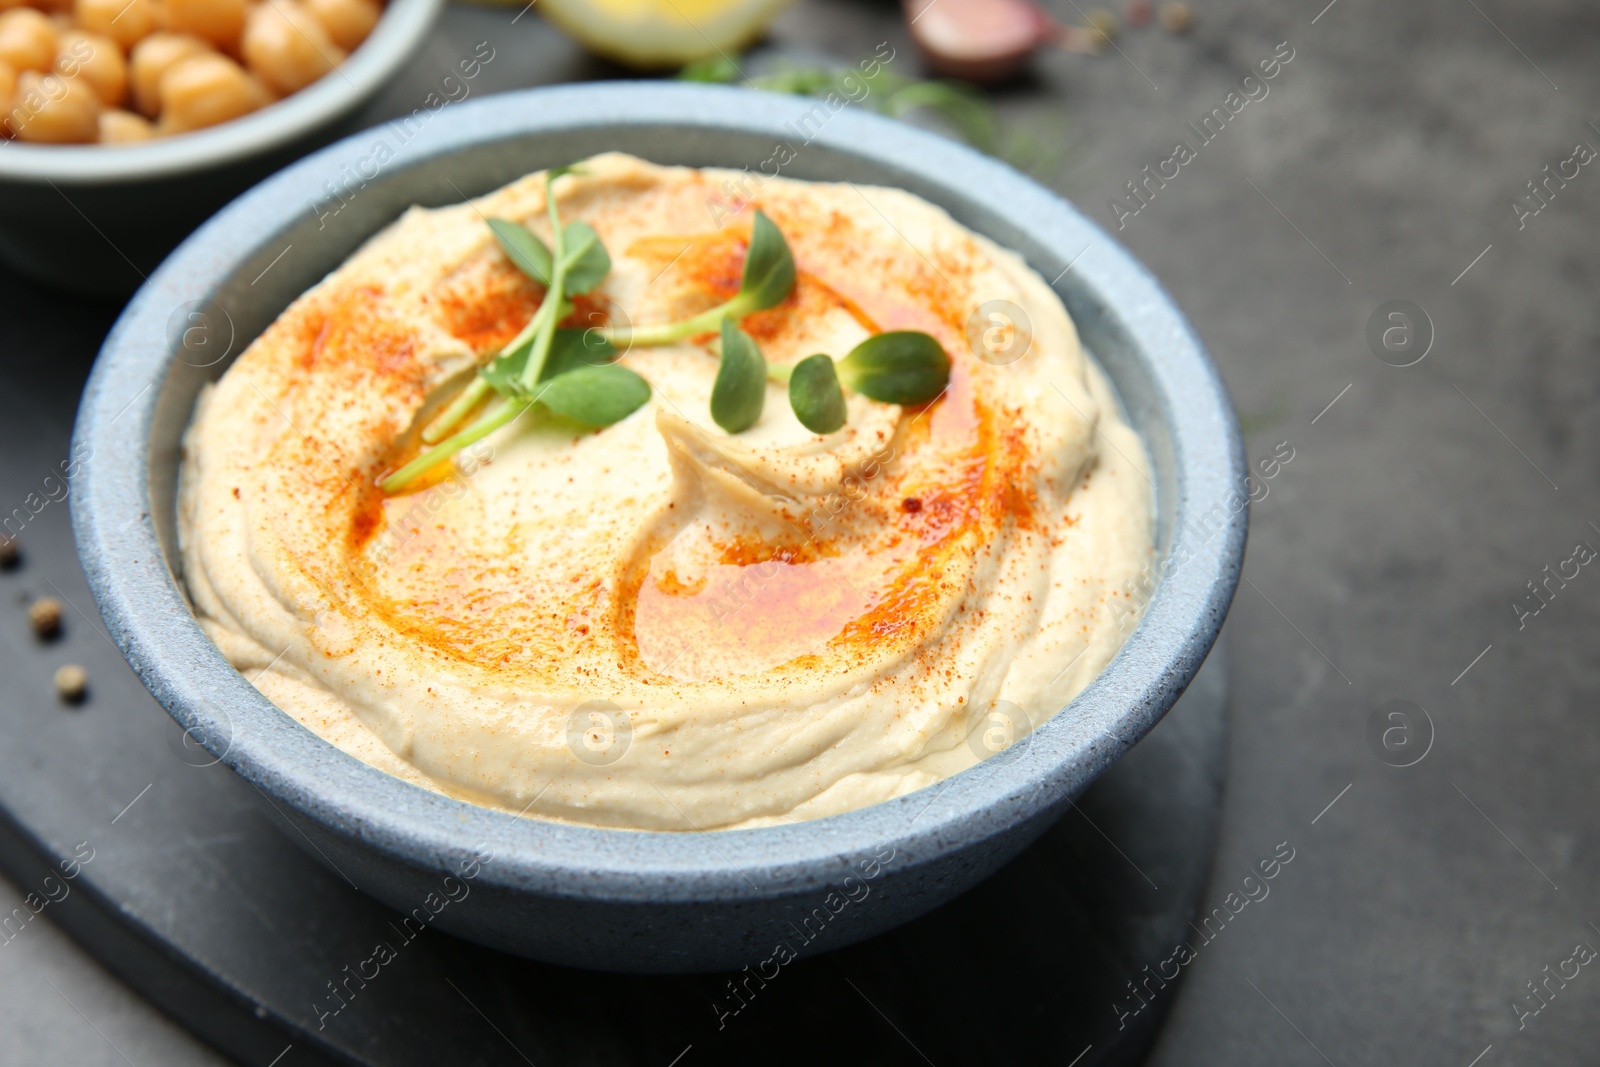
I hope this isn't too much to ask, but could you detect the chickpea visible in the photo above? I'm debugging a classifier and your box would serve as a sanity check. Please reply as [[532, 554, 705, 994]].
[[163, 0, 246, 50], [129, 31, 207, 116], [56, 30, 126, 106], [0, 59, 15, 119], [54, 663, 89, 703], [75, 0, 159, 51], [0, 0, 378, 146], [98, 106, 153, 141], [156, 50, 265, 133], [0, 8, 59, 73], [8, 69, 100, 142], [241, 0, 343, 96], [301, 0, 374, 52]]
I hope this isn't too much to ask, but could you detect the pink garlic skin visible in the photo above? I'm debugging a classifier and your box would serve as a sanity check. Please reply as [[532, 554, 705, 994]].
[[905, 0, 1058, 84]]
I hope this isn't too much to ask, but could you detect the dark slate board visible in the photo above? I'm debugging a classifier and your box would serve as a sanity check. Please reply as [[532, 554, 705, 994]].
[[0, 259, 1225, 1067]]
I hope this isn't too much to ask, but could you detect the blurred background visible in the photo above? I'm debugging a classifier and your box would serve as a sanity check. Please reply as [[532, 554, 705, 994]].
[[2, 0, 1598, 1063]]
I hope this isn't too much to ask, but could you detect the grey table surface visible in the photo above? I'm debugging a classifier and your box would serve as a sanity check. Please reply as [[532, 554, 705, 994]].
[[3, 0, 1597, 1063]]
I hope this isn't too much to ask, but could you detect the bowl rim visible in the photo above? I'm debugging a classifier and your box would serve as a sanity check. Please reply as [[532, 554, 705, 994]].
[[0, 0, 445, 185], [72, 82, 1246, 902]]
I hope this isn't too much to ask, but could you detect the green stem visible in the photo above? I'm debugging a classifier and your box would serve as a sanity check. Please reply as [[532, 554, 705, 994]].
[[422, 288, 556, 445], [424, 379, 492, 445], [602, 294, 753, 347], [517, 183, 571, 391], [380, 398, 530, 494], [517, 277, 563, 390], [765, 361, 794, 384], [392, 174, 579, 492], [423, 174, 572, 446]]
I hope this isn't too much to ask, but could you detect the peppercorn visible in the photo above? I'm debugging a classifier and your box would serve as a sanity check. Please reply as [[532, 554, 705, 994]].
[[28, 596, 63, 639], [54, 664, 88, 704]]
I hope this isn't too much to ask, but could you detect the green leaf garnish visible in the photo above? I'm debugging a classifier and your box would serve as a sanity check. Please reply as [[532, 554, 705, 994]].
[[390, 164, 624, 492], [788, 353, 847, 434], [479, 328, 615, 399], [838, 331, 951, 405], [423, 210, 599, 445], [427, 298, 571, 443], [604, 209, 795, 346], [560, 220, 611, 295], [544, 326, 617, 378], [389, 170, 950, 491], [737, 209, 796, 313], [487, 217, 553, 286], [538, 364, 651, 427], [710, 318, 767, 433]]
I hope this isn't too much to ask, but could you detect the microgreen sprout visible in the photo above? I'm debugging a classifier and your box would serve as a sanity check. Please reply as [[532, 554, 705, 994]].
[[773, 331, 951, 436], [382, 167, 642, 493], [380, 169, 951, 494], [601, 210, 795, 347], [710, 318, 767, 433]]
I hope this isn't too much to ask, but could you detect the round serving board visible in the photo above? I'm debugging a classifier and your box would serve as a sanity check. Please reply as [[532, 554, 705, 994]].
[[0, 225, 1226, 1067], [0, 510, 1226, 1067]]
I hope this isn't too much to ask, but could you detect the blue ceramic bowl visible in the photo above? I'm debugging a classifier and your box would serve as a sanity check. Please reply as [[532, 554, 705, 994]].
[[71, 83, 1245, 974]]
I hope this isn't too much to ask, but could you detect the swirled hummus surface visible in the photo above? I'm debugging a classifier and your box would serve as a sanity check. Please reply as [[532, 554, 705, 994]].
[[178, 153, 1153, 830]]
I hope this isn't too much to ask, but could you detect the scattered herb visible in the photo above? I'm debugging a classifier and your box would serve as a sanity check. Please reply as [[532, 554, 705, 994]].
[[880, 80, 998, 155], [678, 54, 742, 83], [677, 52, 1067, 173], [681, 55, 1003, 155], [710, 318, 767, 433], [788, 353, 847, 434]]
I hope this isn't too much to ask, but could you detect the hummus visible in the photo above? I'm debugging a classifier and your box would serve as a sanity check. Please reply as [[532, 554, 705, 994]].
[[178, 153, 1153, 830]]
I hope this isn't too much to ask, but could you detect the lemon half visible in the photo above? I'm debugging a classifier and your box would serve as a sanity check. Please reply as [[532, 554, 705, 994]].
[[538, 0, 793, 69]]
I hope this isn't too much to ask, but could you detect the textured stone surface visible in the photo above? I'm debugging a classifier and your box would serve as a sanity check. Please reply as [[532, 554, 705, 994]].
[[2, 0, 1595, 1062], [1057, 3, 1600, 1066]]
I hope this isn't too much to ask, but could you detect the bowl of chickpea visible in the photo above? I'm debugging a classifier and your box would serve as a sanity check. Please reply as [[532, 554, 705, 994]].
[[0, 0, 442, 293]]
